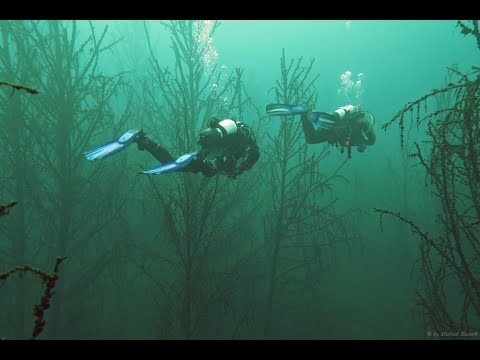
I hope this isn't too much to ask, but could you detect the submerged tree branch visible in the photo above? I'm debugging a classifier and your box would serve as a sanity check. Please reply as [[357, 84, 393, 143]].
[[0, 256, 67, 339], [0, 80, 38, 95], [0, 201, 17, 216]]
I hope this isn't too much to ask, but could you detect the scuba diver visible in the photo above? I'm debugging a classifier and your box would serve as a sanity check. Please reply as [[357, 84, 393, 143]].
[[266, 104, 376, 159], [83, 118, 260, 178]]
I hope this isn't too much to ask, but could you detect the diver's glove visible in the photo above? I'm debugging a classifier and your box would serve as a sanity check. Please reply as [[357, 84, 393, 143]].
[[135, 132, 151, 151]]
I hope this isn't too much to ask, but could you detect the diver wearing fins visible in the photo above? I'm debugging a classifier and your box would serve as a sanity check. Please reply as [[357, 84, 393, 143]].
[[266, 103, 376, 159], [83, 118, 260, 178]]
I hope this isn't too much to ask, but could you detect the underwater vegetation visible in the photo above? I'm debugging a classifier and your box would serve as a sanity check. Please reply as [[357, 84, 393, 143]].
[[0, 81, 38, 95], [376, 20, 480, 337], [0, 79, 46, 339], [262, 49, 355, 338], [1, 19, 479, 339], [0, 201, 17, 217], [0, 256, 66, 339], [1, 20, 130, 339]]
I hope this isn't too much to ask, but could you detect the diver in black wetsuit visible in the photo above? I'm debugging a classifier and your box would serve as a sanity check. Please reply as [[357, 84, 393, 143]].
[[84, 118, 260, 178], [266, 104, 376, 159]]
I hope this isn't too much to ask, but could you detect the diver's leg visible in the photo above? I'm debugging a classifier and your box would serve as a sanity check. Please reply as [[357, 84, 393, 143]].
[[191, 158, 217, 177], [168, 157, 217, 177], [301, 114, 330, 144], [301, 114, 316, 143], [301, 113, 338, 145], [136, 135, 174, 164]]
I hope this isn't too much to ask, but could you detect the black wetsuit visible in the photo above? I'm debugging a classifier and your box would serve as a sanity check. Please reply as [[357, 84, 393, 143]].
[[301, 112, 376, 148]]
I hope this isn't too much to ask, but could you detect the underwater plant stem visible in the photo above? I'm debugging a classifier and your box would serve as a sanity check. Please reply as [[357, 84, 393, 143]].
[[0, 80, 38, 95], [0, 257, 67, 340]]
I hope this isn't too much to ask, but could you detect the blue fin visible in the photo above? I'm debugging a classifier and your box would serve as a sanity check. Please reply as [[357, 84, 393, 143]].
[[308, 112, 337, 130], [142, 152, 198, 175], [266, 104, 309, 116], [84, 129, 143, 161]]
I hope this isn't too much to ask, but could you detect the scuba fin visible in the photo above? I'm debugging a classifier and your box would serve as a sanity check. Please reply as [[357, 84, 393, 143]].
[[266, 104, 309, 117], [83, 129, 144, 161], [142, 152, 198, 175], [307, 112, 337, 130]]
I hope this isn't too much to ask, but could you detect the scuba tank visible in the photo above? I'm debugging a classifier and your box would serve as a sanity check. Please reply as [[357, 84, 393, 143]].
[[198, 118, 238, 147], [332, 105, 361, 159], [332, 104, 361, 120]]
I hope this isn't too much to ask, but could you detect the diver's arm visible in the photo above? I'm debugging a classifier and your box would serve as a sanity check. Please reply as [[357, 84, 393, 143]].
[[359, 116, 376, 145], [236, 125, 260, 175], [239, 142, 260, 174]]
